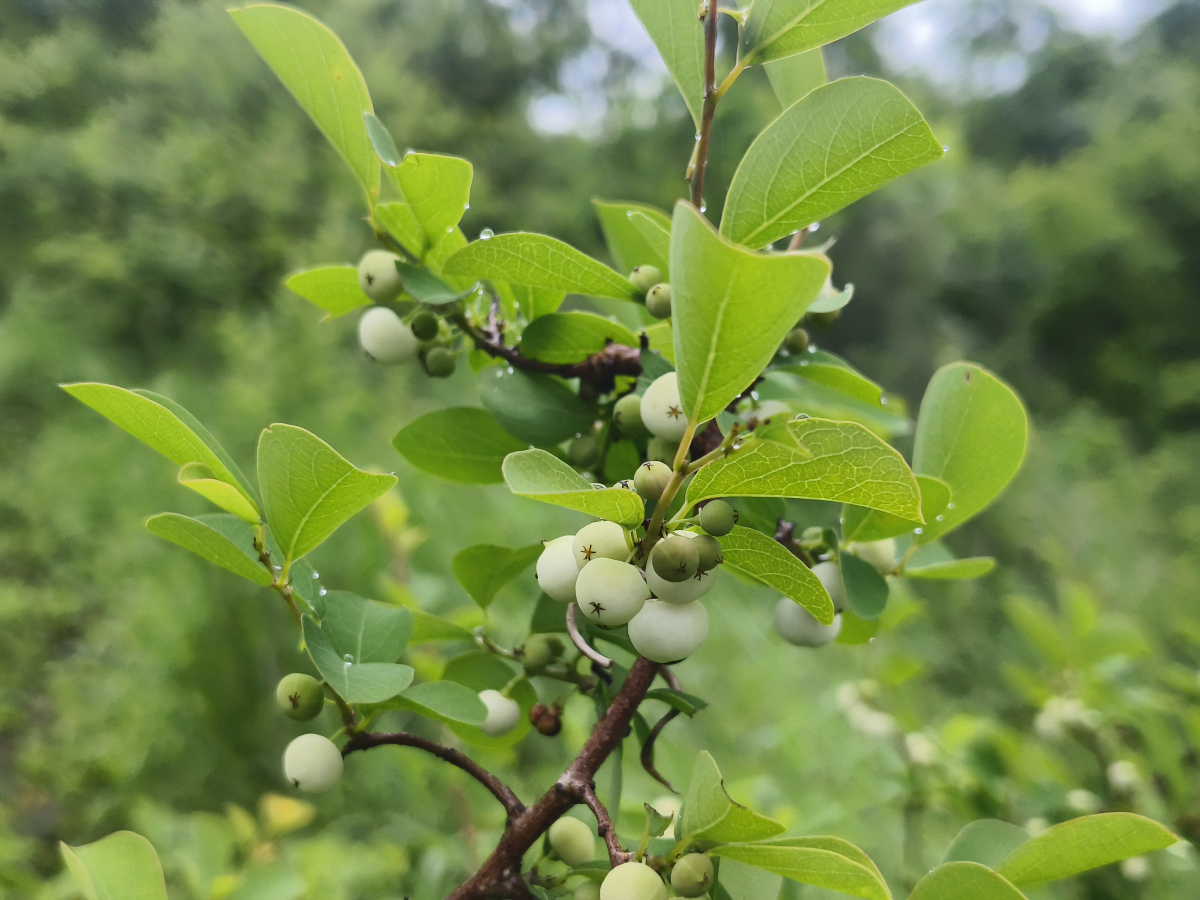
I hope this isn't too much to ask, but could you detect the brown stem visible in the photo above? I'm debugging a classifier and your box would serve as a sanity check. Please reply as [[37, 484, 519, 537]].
[[582, 783, 633, 866], [640, 708, 681, 793], [567, 603, 614, 669], [689, 0, 720, 210]]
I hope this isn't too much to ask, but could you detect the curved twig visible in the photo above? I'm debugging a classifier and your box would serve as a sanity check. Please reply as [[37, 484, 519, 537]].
[[567, 603, 613, 669], [582, 782, 634, 866], [640, 708, 681, 793]]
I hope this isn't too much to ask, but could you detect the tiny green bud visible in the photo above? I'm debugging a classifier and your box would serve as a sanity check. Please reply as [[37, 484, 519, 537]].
[[613, 393, 646, 436], [799, 526, 826, 549], [569, 434, 599, 468], [283, 734, 343, 793], [357, 250, 403, 302], [645, 283, 672, 319], [641, 372, 688, 441], [522, 634, 564, 670], [629, 265, 662, 295], [478, 689, 521, 736], [634, 460, 672, 501], [424, 347, 456, 378], [699, 499, 736, 537], [601, 862, 668, 900], [646, 436, 678, 464], [275, 673, 325, 721], [573, 520, 630, 568], [671, 854, 715, 898], [692, 534, 723, 571], [549, 816, 597, 868], [783, 327, 810, 354], [410, 309, 440, 341], [650, 535, 699, 583]]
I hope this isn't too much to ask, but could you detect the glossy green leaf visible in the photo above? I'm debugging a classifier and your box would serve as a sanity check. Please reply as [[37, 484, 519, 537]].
[[713, 837, 891, 900], [442, 233, 639, 301], [604, 438, 641, 484], [519, 312, 639, 365], [502, 450, 644, 525], [387, 680, 488, 725], [722, 78, 944, 248], [257, 424, 396, 565], [779, 351, 882, 406], [392, 408, 527, 484], [392, 152, 472, 244], [363, 111, 401, 166], [592, 199, 673, 277], [688, 419, 922, 521], [765, 49, 827, 108], [316, 590, 412, 662], [836, 608, 880, 645], [906, 557, 996, 580], [681, 752, 786, 843], [495, 282, 565, 321], [229, 4, 379, 206], [427, 225, 469, 277], [409, 609, 475, 643], [671, 203, 830, 424], [644, 688, 709, 717], [808, 279, 855, 313], [944, 820, 1030, 870], [909, 862, 1025, 900], [627, 0, 706, 126], [840, 551, 889, 618], [717, 526, 834, 624], [284, 266, 372, 320], [302, 617, 414, 704], [394, 261, 471, 305], [376, 202, 424, 258], [177, 463, 260, 523], [997, 813, 1176, 887], [740, 0, 920, 66], [841, 474, 951, 543], [912, 363, 1028, 543], [146, 513, 272, 586], [61, 831, 167, 900], [478, 368, 595, 446], [716, 858, 784, 900], [452, 543, 543, 609], [766, 375, 911, 439]]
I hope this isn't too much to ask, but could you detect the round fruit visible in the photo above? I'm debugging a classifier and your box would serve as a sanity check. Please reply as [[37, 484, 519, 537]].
[[574, 883, 602, 900], [424, 347, 456, 378], [692, 534, 723, 571], [478, 689, 521, 736], [812, 560, 848, 612], [650, 535, 699, 583], [783, 327, 809, 354], [629, 265, 661, 295], [846, 538, 895, 574], [699, 499, 736, 536], [774, 597, 842, 647], [641, 373, 688, 441], [283, 734, 343, 793], [671, 854, 715, 898], [573, 520, 629, 569], [601, 862, 667, 900], [627, 599, 709, 663], [613, 394, 646, 436], [358, 307, 419, 364], [646, 436, 678, 465], [646, 558, 716, 605], [569, 435, 599, 468], [357, 250, 404, 302], [634, 461, 672, 501], [275, 673, 324, 721], [645, 283, 672, 319], [576, 558, 649, 626], [549, 817, 597, 867], [537, 535, 580, 603], [410, 309, 440, 341], [522, 634, 564, 670]]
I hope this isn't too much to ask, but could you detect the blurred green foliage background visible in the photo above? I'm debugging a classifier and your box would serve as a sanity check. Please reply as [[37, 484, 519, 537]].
[[2, 0, 1200, 897]]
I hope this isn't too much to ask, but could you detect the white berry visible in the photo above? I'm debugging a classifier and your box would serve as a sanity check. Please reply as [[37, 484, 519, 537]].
[[478, 689, 521, 736], [846, 538, 895, 574], [812, 560, 847, 612], [646, 556, 716, 605], [576, 558, 649, 626], [357, 249, 403, 302], [283, 733, 344, 793], [358, 306, 418, 364], [537, 535, 581, 603], [601, 862, 668, 900], [572, 521, 629, 569], [549, 817, 597, 867], [774, 597, 842, 647], [641, 372, 689, 442], [628, 599, 709, 663]]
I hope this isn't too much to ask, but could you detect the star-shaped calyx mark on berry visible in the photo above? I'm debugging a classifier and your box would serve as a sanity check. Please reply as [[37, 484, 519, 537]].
[[667, 405, 683, 419]]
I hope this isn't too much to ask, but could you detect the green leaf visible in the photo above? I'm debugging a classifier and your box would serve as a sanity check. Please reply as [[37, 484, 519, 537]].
[[997, 814, 1176, 887], [61, 832, 167, 900], [840, 552, 889, 619], [604, 438, 642, 484], [384, 680, 487, 726], [146, 513, 273, 586], [478, 368, 595, 446], [452, 543, 543, 609], [671, 202, 830, 424], [178, 463, 261, 523], [315, 590, 413, 662], [779, 351, 882, 406], [229, 4, 379, 207], [740, 0, 920, 66], [257, 424, 396, 566], [721, 77, 944, 249], [502, 450, 644, 525], [284, 266, 372, 320], [394, 261, 472, 306], [715, 858, 784, 900], [363, 111, 401, 166], [441, 651, 536, 749], [909, 862, 1025, 900], [764, 49, 827, 108], [717, 526, 834, 624], [409, 609, 475, 643], [303, 617, 414, 704], [906, 557, 996, 581], [808, 279, 855, 313], [644, 688, 709, 717], [644, 803, 674, 838], [592, 199, 673, 277], [836, 608, 879, 645], [520, 312, 639, 365], [712, 837, 891, 900], [495, 282, 565, 321], [442, 233, 639, 301], [392, 153, 473, 245], [841, 474, 951, 543], [627, 0, 706, 126], [376, 202, 425, 258], [688, 419, 922, 521], [681, 752, 786, 843], [944, 820, 1030, 870], [393, 408, 527, 484], [912, 363, 1028, 543]]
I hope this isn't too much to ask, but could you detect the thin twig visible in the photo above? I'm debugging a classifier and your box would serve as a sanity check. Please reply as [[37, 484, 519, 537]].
[[582, 783, 633, 866], [567, 604, 614, 669], [640, 708, 681, 793], [787, 226, 811, 251], [689, 0, 720, 209]]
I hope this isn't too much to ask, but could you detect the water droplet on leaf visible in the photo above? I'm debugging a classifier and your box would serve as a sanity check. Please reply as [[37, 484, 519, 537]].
[[479, 227, 494, 239]]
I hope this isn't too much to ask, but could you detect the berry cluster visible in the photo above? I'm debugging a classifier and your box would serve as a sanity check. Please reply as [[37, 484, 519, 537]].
[[356, 251, 456, 377]]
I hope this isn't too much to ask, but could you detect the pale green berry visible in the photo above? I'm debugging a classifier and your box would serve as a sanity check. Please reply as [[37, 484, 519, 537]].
[[846, 538, 896, 574], [613, 393, 646, 436], [359, 307, 419, 364], [699, 499, 736, 536], [645, 283, 672, 319], [573, 520, 630, 569], [537, 535, 580, 603], [574, 883, 602, 900], [569, 435, 600, 468], [692, 534, 723, 571], [549, 817, 597, 867], [576, 558, 649, 626], [283, 733, 343, 793], [357, 250, 404, 302], [634, 460, 672, 501], [774, 597, 842, 647], [671, 854, 714, 898], [478, 689, 521, 736], [646, 553, 716, 605], [424, 347, 456, 378], [410, 309, 440, 341], [650, 535, 699, 583], [601, 862, 667, 900], [629, 265, 661, 295], [522, 634, 564, 670], [641, 372, 688, 441], [646, 436, 678, 465], [275, 673, 324, 721], [783, 327, 809, 354], [813, 560, 848, 612], [628, 599, 709, 663]]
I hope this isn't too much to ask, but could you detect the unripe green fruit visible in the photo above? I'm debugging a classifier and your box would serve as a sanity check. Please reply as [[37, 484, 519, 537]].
[[813, 560, 848, 612], [646, 436, 678, 465], [522, 634, 564, 670], [783, 327, 810, 354], [650, 535, 699, 583], [573, 520, 629, 569], [601, 862, 667, 900], [576, 558, 649, 626], [692, 534, 724, 571], [634, 461, 672, 501], [359, 307, 419, 364], [774, 597, 842, 647], [569, 435, 599, 468], [645, 283, 672, 319], [613, 393, 646, 436], [646, 551, 716, 605], [549, 816, 597, 867], [628, 599, 709, 663], [641, 372, 688, 441], [424, 347, 456, 378], [283, 733, 343, 793], [574, 882, 601, 900], [275, 673, 324, 721], [537, 535, 580, 603], [357, 250, 404, 302], [846, 538, 895, 574], [410, 309, 440, 341], [671, 854, 715, 898], [699, 500, 736, 537], [629, 265, 662, 294], [478, 689, 521, 736]]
